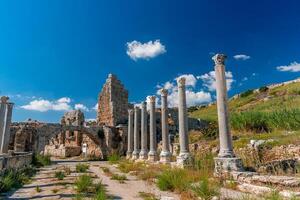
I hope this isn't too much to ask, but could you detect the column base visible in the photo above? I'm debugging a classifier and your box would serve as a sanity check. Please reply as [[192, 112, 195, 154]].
[[139, 150, 148, 160], [160, 151, 172, 163], [176, 152, 193, 168], [214, 157, 244, 177], [131, 151, 140, 160], [148, 151, 158, 162], [126, 152, 132, 159]]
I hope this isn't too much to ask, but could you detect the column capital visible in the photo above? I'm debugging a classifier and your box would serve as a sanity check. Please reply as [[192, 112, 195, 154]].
[[148, 96, 156, 103], [212, 54, 227, 65], [1, 96, 9, 104], [134, 105, 140, 111], [141, 101, 146, 109], [128, 109, 134, 114], [177, 77, 186, 87], [160, 89, 168, 97]]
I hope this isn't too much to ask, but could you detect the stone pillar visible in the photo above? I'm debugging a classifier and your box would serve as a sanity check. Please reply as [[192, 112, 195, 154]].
[[148, 96, 158, 161], [212, 54, 243, 175], [131, 106, 140, 160], [176, 78, 192, 167], [139, 102, 148, 160], [160, 89, 172, 163], [126, 109, 134, 159], [0, 96, 14, 154]]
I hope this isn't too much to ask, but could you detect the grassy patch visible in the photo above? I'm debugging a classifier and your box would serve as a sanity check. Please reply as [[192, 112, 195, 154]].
[[138, 192, 158, 200], [108, 153, 121, 164], [157, 168, 190, 192], [118, 160, 144, 173], [35, 185, 41, 193], [100, 167, 112, 176], [75, 174, 93, 193], [0, 166, 36, 193], [32, 154, 51, 167], [55, 171, 65, 180], [111, 174, 127, 183], [76, 163, 89, 173], [191, 177, 219, 200]]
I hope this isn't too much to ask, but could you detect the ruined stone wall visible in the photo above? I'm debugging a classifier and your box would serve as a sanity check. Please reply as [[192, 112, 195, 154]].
[[97, 74, 128, 126]]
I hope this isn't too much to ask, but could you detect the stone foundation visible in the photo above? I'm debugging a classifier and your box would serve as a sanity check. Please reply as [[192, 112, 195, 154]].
[[176, 153, 193, 168], [214, 157, 244, 177], [0, 152, 32, 170]]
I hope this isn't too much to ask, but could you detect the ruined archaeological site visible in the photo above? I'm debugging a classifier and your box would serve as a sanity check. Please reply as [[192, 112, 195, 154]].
[[1, 1, 300, 200]]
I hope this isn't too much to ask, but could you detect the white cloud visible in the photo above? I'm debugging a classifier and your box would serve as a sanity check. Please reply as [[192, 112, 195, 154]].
[[93, 103, 98, 111], [126, 40, 166, 60], [198, 71, 234, 91], [175, 74, 197, 87], [155, 74, 211, 107], [21, 97, 72, 112], [242, 77, 248, 81], [233, 54, 251, 60], [75, 104, 89, 111], [276, 62, 300, 72]]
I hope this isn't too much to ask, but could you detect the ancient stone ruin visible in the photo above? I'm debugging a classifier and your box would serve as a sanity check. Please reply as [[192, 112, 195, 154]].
[[97, 74, 129, 126]]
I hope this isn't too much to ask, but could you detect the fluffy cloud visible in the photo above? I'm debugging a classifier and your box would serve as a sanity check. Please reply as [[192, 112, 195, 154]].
[[276, 62, 300, 72], [93, 103, 98, 111], [198, 71, 234, 91], [21, 97, 72, 112], [156, 74, 211, 107], [175, 74, 197, 87], [233, 54, 251, 60], [126, 40, 166, 60], [75, 104, 89, 111]]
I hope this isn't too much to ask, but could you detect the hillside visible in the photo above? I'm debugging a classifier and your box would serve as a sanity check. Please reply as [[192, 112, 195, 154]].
[[189, 78, 300, 132]]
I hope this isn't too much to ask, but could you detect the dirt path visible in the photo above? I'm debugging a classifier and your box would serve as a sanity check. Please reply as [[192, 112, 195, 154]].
[[6, 160, 179, 200]]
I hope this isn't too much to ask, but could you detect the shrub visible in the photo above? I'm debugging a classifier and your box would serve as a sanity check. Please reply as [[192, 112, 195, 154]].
[[157, 168, 189, 192], [192, 177, 219, 200], [240, 89, 254, 98], [32, 154, 51, 167], [55, 171, 65, 180], [93, 181, 107, 200], [75, 174, 93, 193], [259, 86, 269, 92], [108, 153, 121, 164], [76, 163, 89, 173]]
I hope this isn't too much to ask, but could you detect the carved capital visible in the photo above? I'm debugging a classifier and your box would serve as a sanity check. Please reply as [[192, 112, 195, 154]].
[[212, 54, 227, 65], [134, 105, 140, 111], [177, 77, 186, 87], [160, 89, 168, 97], [148, 96, 156, 103], [128, 109, 134, 114], [0, 96, 9, 103]]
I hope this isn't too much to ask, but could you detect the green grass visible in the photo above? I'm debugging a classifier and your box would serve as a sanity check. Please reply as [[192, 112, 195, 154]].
[[138, 192, 158, 200], [0, 166, 37, 193], [76, 163, 89, 173], [32, 154, 51, 167], [55, 171, 65, 180], [107, 153, 121, 164], [75, 174, 93, 193], [157, 168, 189, 192], [110, 174, 127, 183], [191, 177, 219, 200]]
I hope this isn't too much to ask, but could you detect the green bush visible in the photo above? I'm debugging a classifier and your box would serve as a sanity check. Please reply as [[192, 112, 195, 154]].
[[240, 89, 254, 98], [32, 154, 51, 167], [93, 181, 107, 200], [75, 174, 93, 193], [157, 169, 189, 192], [76, 163, 89, 173], [108, 153, 121, 164], [55, 171, 65, 180]]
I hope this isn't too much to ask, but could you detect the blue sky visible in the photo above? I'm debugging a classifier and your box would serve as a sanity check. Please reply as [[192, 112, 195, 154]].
[[0, 0, 300, 122]]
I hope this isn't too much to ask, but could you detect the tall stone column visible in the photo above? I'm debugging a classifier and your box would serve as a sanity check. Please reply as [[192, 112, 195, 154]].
[[160, 89, 171, 163], [139, 101, 148, 160], [131, 106, 140, 160], [212, 54, 243, 175], [176, 78, 192, 167], [126, 109, 134, 159], [148, 96, 158, 161], [0, 96, 14, 154]]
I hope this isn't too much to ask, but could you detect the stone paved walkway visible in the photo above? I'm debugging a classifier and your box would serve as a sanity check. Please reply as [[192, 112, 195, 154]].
[[5, 159, 180, 200]]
